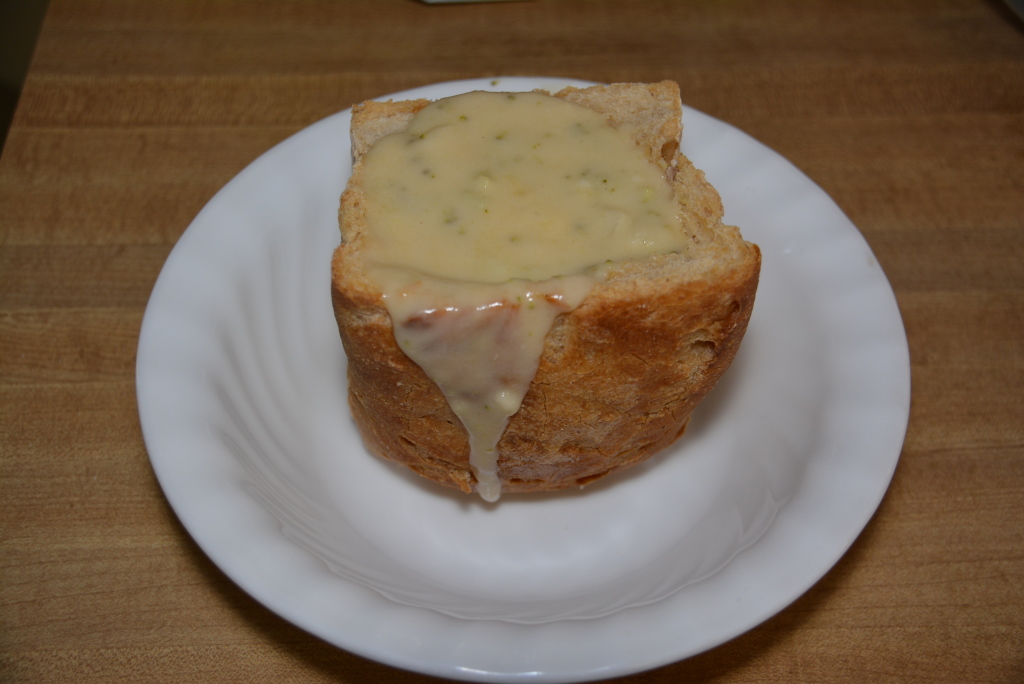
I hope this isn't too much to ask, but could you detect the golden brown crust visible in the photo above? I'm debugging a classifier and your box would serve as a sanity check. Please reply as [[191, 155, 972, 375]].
[[331, 81, 760, 495]]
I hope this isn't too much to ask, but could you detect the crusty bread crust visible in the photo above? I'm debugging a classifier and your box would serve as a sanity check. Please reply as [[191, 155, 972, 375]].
[[331, 81, 760, 495]]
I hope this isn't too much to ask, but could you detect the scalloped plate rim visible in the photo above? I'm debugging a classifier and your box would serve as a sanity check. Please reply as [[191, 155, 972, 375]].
[[136, 76, 910, 682]]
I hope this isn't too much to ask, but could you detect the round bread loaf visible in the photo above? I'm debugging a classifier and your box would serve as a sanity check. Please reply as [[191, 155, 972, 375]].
[[331, 81, 760, 496]]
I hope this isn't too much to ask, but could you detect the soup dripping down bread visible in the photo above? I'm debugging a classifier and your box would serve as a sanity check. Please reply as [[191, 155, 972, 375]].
[[331, 81, 760, 501]]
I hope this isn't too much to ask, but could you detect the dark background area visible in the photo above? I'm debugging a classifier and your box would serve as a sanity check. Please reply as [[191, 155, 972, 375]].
[[1, 1, 49, 152]]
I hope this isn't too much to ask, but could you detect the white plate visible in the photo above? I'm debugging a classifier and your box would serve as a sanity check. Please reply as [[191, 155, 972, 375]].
[[136, 77, 910, 682]]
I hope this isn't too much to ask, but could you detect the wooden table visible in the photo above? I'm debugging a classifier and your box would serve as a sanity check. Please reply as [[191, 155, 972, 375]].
[[2, 1, 1022, 681]]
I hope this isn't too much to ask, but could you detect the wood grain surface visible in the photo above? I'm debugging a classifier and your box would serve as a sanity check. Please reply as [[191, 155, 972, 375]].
[[2, 1, 1023, 682]]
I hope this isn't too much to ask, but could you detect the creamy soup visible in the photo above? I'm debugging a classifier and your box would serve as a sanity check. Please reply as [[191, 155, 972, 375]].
[[359, 90, 686, 500]]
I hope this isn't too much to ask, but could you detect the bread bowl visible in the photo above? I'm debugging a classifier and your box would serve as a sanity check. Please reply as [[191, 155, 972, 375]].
[[331, 81, 760, 500]]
